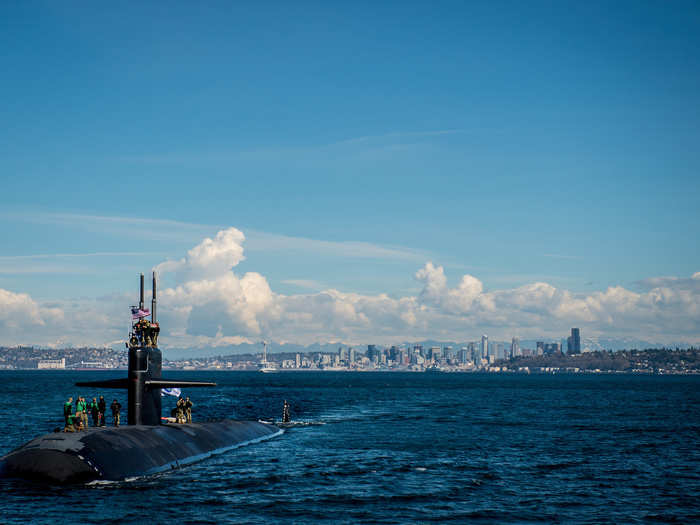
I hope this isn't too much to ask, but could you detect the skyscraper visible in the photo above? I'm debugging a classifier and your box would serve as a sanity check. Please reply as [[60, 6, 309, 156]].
[[511, 337, 520, 358], [571, 328, 581, 354], [458, 347, 469, 365], [567, 328, 581, 354], [481, 335, 488, 361]]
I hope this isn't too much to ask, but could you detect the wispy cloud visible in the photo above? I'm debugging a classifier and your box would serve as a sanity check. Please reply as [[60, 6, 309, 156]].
[[110, 128, 464, 165], [542, 253, 581, 260], [0, 251, 160, 260], [0, 252, 162, 275], [280, 279, 327, 290], [331, 129, 464, 147], [4, 211, 431, 263], [246, 230, 428, 262]]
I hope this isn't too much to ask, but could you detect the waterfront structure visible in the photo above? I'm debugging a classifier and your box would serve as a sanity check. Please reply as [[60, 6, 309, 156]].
[[37, 358, 65, 369]]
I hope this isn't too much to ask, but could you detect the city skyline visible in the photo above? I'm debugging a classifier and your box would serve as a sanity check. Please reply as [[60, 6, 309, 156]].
[[1, 2, 699, 348]]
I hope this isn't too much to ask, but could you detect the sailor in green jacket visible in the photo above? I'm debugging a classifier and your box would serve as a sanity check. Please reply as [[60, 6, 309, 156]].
[[63, 397, 73, 427], [89, 397, 100, 427], [76, 397, 88, 429], [64, 414, 76, 432]]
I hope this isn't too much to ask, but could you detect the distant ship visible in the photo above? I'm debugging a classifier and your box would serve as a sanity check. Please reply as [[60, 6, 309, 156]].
[[0, 273, 282, 483], [425, 364, 445, 373]]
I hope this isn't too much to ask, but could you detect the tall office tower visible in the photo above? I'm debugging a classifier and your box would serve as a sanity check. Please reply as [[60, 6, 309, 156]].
[[388, 346, 398, 362], [511, 337, 520, 358], [349, 347, 355, 364], [429, 346, 441, 362], [487, 342, 498, 359], [458, 348, 468, 364], [494, 343, 503, 360], [367, 345, 378, 361], [481, 335, 488, 360], [468, 342, 479, 361], [443, 346, 453, 361], [571, 328, 581, 354], [412, 348, 421, 364], [536, 341, 544, 355], [414, 345, 424, 358], [295, 353, 301, 368]]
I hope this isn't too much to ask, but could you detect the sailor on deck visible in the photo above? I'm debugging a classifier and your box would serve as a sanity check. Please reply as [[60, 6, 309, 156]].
[[63, 397, 73, 427], [110, 399, 121, 427], [184, 397, 193, 423]]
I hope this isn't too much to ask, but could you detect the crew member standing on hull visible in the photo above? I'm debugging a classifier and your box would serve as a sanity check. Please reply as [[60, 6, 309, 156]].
[[110, 399, 121, 427], [90, 397, 100, 427], [98, 396, 106, 426], [76, 396, 88, 429], [175, 397, 185, 423], [282, 400, 291, 423], [184, 397, 193, 423]]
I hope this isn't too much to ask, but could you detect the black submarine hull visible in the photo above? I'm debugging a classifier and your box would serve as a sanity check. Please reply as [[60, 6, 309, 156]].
[[0, 420, 282, 483]]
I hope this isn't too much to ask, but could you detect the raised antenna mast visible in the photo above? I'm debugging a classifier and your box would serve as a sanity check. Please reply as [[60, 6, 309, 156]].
[[151, 271, 157, 323], [139, 273, 145, 311]]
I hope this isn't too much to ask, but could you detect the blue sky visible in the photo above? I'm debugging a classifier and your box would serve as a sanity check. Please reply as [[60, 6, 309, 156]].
[[1, 1, 699, 346]]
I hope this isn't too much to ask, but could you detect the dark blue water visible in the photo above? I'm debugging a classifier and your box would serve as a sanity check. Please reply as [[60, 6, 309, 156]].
[[0, 371, 699, 523]]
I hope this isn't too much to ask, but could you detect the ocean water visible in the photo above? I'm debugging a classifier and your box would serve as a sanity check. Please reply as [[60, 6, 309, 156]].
[[0, 371, 698, 524]]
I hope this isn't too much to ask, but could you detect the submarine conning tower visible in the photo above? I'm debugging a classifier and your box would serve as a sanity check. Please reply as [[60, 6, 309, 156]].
[[77, 272, 215, 426]]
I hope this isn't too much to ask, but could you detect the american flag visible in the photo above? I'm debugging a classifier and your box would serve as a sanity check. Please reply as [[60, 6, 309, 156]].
[[131, 307, 151, 319]]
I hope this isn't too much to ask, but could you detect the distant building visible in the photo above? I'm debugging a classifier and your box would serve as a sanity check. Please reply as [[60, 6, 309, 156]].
[[481, 335, 488, 360], [443, 346, 453, 361], [536, 342, 545, 356], [367, 345, 379, 363], [568, 328, 581, 354], [37, 358, 65, 369], [511, 337, 520, 358], [458, 348, 469, 365], [493, 343, 503, 360], [543, 343, 561, 355], [468, 342, 479, 362]]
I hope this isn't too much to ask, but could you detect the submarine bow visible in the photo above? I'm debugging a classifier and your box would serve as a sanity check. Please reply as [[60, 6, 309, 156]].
[[0, 421, 282, 483]]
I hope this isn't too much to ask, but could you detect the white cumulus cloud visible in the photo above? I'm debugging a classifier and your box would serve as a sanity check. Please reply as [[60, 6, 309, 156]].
[[2, 228, 699, 348]]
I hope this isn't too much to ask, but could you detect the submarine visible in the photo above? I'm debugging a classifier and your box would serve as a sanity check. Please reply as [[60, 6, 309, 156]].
[[0, 273, 282, 483]]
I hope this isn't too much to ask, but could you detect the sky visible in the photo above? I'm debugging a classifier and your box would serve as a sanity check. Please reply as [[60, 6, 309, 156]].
[[1, 1, 699, 349]]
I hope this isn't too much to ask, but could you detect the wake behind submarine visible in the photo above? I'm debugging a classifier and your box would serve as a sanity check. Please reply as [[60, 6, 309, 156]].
[[0, 273, 282, 483]]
